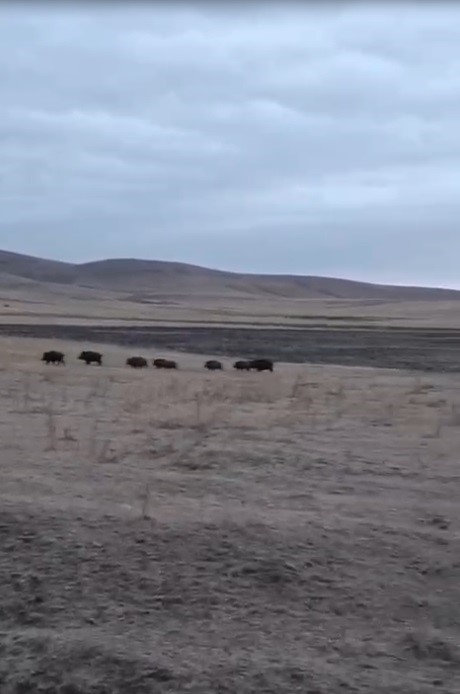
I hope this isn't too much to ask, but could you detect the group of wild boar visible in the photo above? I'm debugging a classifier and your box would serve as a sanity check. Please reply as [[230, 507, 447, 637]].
[[41, 350, 274, 372]]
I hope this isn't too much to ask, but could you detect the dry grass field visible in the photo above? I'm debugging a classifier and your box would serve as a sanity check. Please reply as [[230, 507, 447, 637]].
[[1, 336, 460, 693], [2, 249, 460, 329], [3, 290, 460, 329]]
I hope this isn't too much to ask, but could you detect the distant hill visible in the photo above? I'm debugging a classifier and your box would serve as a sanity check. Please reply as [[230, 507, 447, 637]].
[[0, 249, 459, 302]]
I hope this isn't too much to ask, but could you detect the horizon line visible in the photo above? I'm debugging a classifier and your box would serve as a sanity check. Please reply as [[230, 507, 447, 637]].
[[0, 246, 459, 293]]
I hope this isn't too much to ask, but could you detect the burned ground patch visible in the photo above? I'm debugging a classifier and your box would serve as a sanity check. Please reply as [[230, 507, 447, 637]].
[[2, 323, 460, 371]]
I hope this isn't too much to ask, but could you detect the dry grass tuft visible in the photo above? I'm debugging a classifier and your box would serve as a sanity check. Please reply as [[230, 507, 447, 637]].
[[61, 426, 77, 442], [44, 406, 58, 451], [1, 337, 460, 693], [448, 402, 460, 426], [401, 628, 460, 664]]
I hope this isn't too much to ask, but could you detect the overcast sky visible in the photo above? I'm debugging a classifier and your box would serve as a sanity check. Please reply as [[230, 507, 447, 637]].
[[1, 2, 459, 286]]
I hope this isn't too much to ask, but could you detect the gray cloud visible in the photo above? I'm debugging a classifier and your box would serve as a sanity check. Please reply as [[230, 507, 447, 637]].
[[1, 2, 459, 286]]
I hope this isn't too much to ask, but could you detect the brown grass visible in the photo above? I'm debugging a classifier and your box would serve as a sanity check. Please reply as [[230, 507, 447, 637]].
[[0, 336, 460, 692], [2, 278, 460, 329]]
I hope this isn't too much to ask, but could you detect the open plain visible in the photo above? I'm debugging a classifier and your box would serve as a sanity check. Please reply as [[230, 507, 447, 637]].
[[1, 252, 460, 692], [3, 0, 460, 686], [1, 335, 460, 693]]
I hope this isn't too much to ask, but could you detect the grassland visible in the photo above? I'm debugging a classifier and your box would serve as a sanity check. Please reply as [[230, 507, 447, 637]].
[[3, 291, 460, 330], [2, 253, 460, 332], [1, 336, 460, 692], [1, 322, 460, 373]]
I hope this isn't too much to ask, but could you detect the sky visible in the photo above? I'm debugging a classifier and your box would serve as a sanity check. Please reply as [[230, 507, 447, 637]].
[[1, 2, 459, 287]]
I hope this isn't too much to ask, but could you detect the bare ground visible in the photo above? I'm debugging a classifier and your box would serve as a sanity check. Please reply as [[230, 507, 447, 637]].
[[1, 337, 460, 693], [1, 322, 460, 372]]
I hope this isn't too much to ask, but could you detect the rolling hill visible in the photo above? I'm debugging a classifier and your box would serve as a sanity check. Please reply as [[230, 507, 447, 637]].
[[0, 248, 459, 302]]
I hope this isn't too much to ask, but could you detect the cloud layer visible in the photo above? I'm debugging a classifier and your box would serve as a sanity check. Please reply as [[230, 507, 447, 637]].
[[1, 2, 459, 285]]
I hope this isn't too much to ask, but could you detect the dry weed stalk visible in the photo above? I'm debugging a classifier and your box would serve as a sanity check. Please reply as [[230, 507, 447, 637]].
[[430, 416, 444, 439], [336, 382, 345, 399], [60, 387, 68, 407], [44, 406, 58, 451], [96, 439, 114, 464], [195, 391, 204, 425], [402, 628, 460, 664], [290, 374, 304, 399], [88, 420, 98, 458], [86, 377, 110, 403], [85, 420, 116, 462], [123, 384, 144, 413], [61, 426, 77, 442], [417, 451, 426, 470], [143, 423, 213, 471], [448, 402, 460, 426], [163, 376, 182, 400], [41, 371, 56, 385], [21, 373, 32, 412], [289, 376, 314, 413], [193, 384, 229, 429], [162, 391, 222, 467], [343, 449, 354, 466], [329, 382, 345, 420], [409, 378, 435, 396], [171, 428, 214, 468], [382, 402, 396, 425], [309, 410, 319, 428], [409, 376, 423, 395], [334, 402, 344, 420], [140, 483, 152, 519]]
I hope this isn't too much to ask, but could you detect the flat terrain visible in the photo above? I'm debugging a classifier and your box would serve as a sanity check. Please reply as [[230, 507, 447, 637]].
[[1, 337, 460, 693], [1, 322, 460, 372]]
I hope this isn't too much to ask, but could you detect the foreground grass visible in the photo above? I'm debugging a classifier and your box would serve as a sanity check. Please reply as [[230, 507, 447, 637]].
[[0, 338, 459, 693]]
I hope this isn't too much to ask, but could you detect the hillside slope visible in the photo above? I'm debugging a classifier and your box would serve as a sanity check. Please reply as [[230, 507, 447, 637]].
[[0, 249, 459, 301]]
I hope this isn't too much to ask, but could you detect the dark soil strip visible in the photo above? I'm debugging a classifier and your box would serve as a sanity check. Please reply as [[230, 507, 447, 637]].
[[1, 323, 460, 372]]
